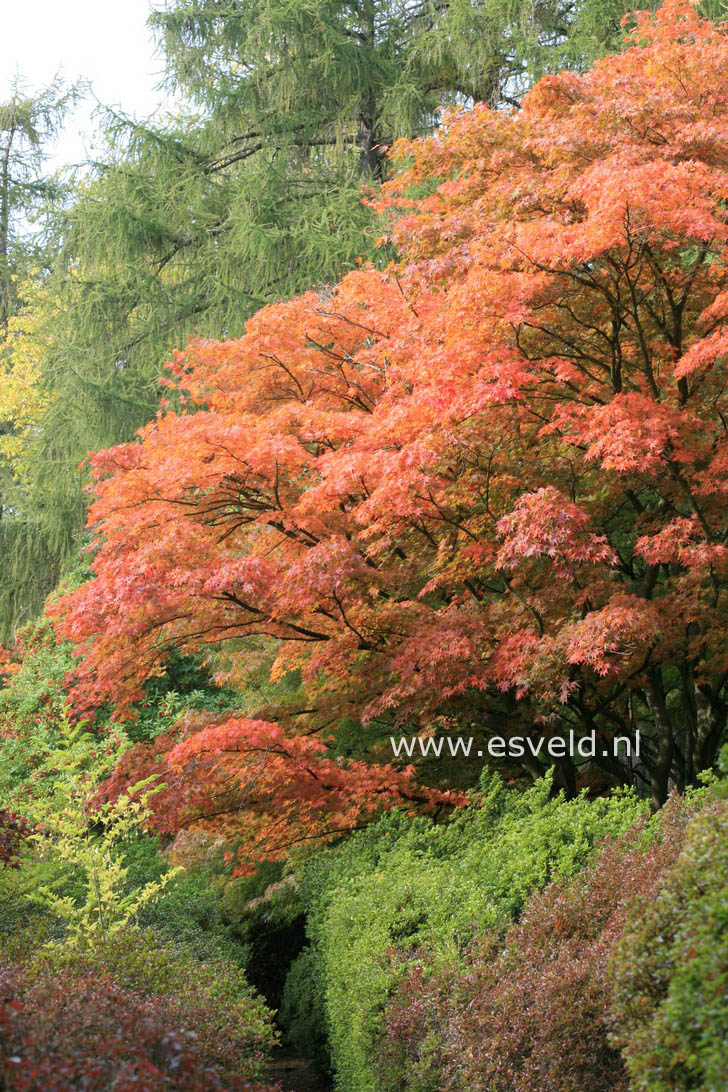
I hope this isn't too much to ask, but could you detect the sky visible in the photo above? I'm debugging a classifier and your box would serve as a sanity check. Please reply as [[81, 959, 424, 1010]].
[[1, 0, 177, 169]]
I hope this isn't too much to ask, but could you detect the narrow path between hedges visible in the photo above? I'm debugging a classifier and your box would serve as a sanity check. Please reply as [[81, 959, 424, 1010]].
[[265, 1044, 332, 1092]]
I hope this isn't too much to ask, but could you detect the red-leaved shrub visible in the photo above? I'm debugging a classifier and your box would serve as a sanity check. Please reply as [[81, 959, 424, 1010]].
[[0, 963, 278, 1092]]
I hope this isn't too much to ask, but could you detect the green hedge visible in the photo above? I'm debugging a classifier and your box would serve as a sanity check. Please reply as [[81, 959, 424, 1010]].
[[285, 774, 647, 1091], [611, 799, 728, 1090]]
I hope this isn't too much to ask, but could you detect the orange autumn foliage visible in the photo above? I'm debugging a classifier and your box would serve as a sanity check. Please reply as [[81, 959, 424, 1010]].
[[54, 2, 728, 862]]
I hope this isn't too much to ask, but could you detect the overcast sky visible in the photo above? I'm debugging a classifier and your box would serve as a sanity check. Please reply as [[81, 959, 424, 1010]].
[[1, 0, 177, 169]]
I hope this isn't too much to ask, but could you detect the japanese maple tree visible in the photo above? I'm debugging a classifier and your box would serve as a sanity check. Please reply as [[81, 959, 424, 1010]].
[[55, 1, 728, 852]]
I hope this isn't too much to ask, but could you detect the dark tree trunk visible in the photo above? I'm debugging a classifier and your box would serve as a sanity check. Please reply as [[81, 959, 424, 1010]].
[[694, 683, 726, 774], [643, 674, 674, 809]]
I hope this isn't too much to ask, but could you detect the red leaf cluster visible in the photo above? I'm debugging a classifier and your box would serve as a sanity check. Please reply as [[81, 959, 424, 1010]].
[[95, 711, 460, 872]]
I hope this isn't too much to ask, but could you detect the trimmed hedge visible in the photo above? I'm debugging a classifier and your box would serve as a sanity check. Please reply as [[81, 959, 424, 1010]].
[[379, 794, 702, 1091], [611, 800, 728, 1090], [284, 774, 647, 1090]]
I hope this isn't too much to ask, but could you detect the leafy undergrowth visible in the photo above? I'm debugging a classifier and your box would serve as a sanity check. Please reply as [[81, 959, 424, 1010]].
[[372, 794, 727, 1092], [279, 781, 728, 1092], [282, 773, 647, 1088], [0, 959, 277, 1091], [611, 799, 728, 1090], [0, 918, 279, 1091]]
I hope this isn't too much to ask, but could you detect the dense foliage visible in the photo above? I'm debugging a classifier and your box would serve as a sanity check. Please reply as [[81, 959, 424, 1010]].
[[51, 3, 728, 883], [0, 0, 645, 639], [0, 80, 82, 629], [2, 5, 728, 1090], [611, 795, 728, 1089], [283, 774, 647, 1087], [0, 959, 275, 1091], [280, 785, 726, 1091], [0, 808, 28, 868], [0, 620, 279, 1085]]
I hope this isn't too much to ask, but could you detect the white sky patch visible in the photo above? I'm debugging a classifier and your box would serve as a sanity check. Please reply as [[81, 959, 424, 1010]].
[[1, 0, 179, 169]]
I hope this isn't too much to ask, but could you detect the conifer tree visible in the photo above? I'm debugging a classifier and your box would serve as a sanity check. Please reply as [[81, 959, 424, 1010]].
[[0, 79, 81, 636], [0, 77, 80, 326]]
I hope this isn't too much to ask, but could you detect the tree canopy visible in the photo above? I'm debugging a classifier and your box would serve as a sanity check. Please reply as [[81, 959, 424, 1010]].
[[0, 0, 663, 641], [53, 1, 728, 867]]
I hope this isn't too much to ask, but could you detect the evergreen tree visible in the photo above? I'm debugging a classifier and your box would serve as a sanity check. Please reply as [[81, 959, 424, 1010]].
[[0, 77, 81, 326], [0, 79, 82, 636], [150, 0, 641, 127]]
